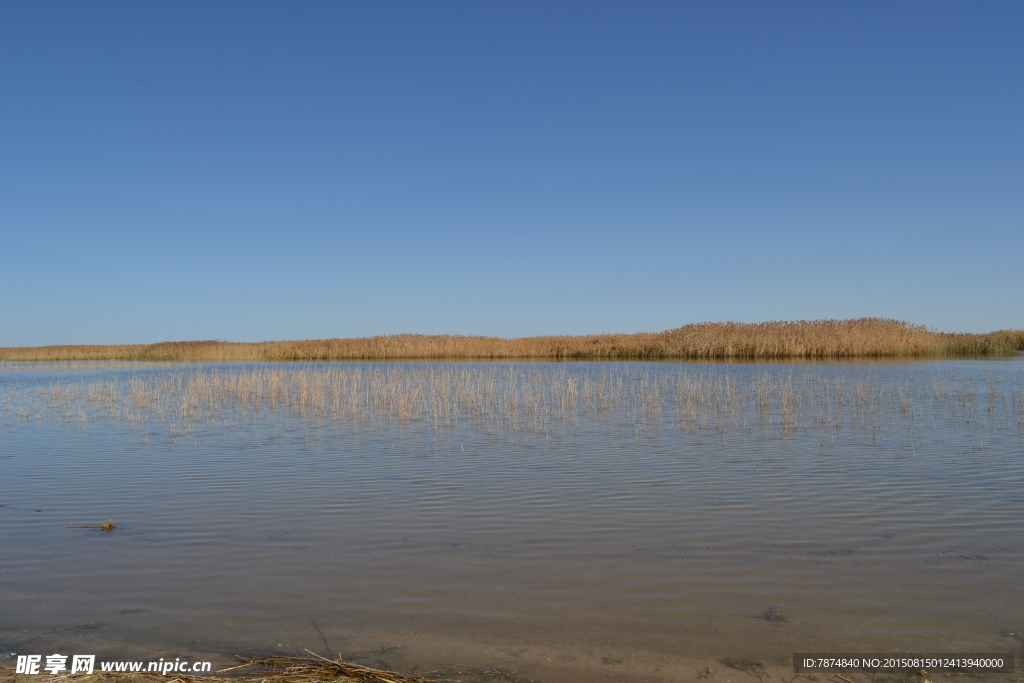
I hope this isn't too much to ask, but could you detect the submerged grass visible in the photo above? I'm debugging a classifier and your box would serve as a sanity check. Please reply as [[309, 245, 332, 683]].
[[1, 319, 1020, 362]]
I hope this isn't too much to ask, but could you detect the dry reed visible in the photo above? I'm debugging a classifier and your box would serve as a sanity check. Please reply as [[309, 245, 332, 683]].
[[1, 319, 1020, 362], [6, 364, 1022, 443]]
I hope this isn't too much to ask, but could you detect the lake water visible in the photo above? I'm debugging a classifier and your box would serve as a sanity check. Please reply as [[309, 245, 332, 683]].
[[2, 359, 1022, 682]]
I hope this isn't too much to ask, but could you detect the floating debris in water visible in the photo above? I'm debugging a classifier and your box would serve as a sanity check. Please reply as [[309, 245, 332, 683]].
[[68, 518, 116, 532], [0, 503, 43, 512]]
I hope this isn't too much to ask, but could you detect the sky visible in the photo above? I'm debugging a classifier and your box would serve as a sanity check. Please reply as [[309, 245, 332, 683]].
[[1, 1, 1022, 346]]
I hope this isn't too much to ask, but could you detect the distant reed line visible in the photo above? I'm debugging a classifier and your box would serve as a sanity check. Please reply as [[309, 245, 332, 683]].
[[6, 365, 1023, 440], [0, 361, 178, 372], [1, 318, 1021, 363]]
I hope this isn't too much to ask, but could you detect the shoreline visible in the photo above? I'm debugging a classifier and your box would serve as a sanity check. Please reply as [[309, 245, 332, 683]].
[[2, 319, 1022, 363]]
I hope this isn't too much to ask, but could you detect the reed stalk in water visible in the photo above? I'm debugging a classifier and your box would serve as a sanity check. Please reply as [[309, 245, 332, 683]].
[[7, 364, 1022, 443]]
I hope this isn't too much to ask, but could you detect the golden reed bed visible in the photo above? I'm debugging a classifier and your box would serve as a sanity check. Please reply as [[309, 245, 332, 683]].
[[1, 319, 1021, 362]]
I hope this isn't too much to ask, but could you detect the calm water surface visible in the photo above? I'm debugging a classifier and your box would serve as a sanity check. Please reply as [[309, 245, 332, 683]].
[[2, 359, 1022, 682]]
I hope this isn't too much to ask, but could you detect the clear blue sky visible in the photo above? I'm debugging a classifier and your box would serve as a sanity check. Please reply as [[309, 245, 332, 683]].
[[2, 1, 1022, 346]]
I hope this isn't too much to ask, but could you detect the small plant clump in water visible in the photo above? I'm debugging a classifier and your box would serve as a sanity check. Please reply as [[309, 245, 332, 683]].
[[762, 606, 790, 622]]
